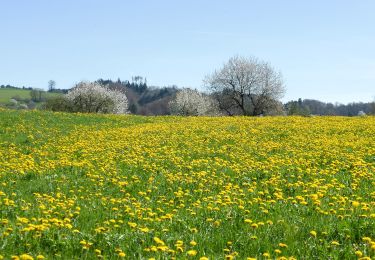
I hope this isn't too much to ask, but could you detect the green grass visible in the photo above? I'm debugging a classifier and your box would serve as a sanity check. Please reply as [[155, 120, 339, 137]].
[[0, 88, 60, 104]]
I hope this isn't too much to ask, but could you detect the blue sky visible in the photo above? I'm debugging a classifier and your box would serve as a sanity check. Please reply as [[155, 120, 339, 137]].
[[1, 0, 374, 103]]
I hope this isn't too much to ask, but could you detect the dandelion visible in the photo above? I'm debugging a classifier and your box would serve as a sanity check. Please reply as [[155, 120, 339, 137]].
[[20, 255, 34, 260], [263, 252, 270, 258], [187, 250, 197, 256], [251, 223, 258, 229], [190, 240, 197, 246], [352, 201, 360, 207]]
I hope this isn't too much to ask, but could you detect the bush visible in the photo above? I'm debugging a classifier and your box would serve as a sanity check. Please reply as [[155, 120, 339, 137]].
[[44, 96, 73, 112]]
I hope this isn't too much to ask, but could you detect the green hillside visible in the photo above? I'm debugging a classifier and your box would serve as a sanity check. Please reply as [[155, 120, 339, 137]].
[[0, 87, 61, 106], [0, 88, 33, 103]]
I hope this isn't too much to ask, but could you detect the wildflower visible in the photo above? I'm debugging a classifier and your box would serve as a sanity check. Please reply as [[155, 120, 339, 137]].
[[153, 237, 165, 246], [263, 252, 270, 258], [190, 240, 197, 246], [362, 237, 372, 243], [352, 201, 360, 207], [310, 230, 317, 237], [20, 255, 34, 260], [251, 223, 258, 229], [187, 250, 197, 256], [190, 228, 198, 233]]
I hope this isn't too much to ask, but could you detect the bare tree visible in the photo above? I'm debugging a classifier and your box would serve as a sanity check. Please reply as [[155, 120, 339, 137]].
[[169, 88, 219, 116], [48, 80, 56, 92], [204, 56, 285, 116]]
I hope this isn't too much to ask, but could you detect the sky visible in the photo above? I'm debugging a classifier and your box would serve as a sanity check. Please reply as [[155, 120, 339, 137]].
[[1, 0, 374, 104]]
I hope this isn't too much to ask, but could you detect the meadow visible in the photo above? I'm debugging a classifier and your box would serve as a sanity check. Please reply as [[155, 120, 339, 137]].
[[0, 109, 374, 259]]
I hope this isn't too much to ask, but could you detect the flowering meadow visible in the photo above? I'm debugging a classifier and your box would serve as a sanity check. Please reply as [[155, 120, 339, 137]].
[[0, 109, 374, 260]]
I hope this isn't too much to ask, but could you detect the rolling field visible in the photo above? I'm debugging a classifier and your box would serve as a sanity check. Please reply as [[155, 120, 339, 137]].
[[0, 109, 374, 259], [0, 88, 34, 103], [0, 88, 60, 104]]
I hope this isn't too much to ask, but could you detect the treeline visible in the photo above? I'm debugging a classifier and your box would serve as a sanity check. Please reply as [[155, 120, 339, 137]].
[[95, 77, 178, 115], [2, 81, 374, 116], [285, 98, 375, 116], [0, 84, 68, 93], [1, 84, 33, 90]]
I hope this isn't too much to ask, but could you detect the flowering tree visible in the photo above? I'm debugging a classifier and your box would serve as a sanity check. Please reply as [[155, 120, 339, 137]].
[[205, 56, 285, 116], [66, 81, 128, 114], [169, 88, 219, 116]]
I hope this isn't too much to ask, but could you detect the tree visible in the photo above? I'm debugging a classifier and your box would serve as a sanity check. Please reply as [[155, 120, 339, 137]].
[[30, 89, 45, 102], [65, 81, 128, 114], [285, 99, 311, 116], [204, 56, 285, 116], [169, 88, 219, 116], [371, 98, 375, 115], [48, 80, 56, 92]]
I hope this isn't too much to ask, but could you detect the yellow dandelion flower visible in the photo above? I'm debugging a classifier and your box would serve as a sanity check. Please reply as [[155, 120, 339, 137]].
[[20, 255, 34, 260], [187, 250, 197, 256]]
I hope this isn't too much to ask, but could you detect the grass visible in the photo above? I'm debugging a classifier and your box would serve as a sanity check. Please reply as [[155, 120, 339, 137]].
[[0, 88, 60, 104], [0, 109, 374, 259]]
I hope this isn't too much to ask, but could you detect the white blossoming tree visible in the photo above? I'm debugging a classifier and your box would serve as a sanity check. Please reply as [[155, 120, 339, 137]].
[[169, 88, 219, 116], [66, 81, 128, 114], [204, 56, 285, 116]]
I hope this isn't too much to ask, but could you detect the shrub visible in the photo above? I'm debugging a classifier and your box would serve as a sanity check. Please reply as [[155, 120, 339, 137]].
[[44, 96, 73, 112]]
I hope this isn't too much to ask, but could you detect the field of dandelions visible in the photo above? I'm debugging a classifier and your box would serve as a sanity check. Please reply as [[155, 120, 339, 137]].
[[0, 109, 374, 260]]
